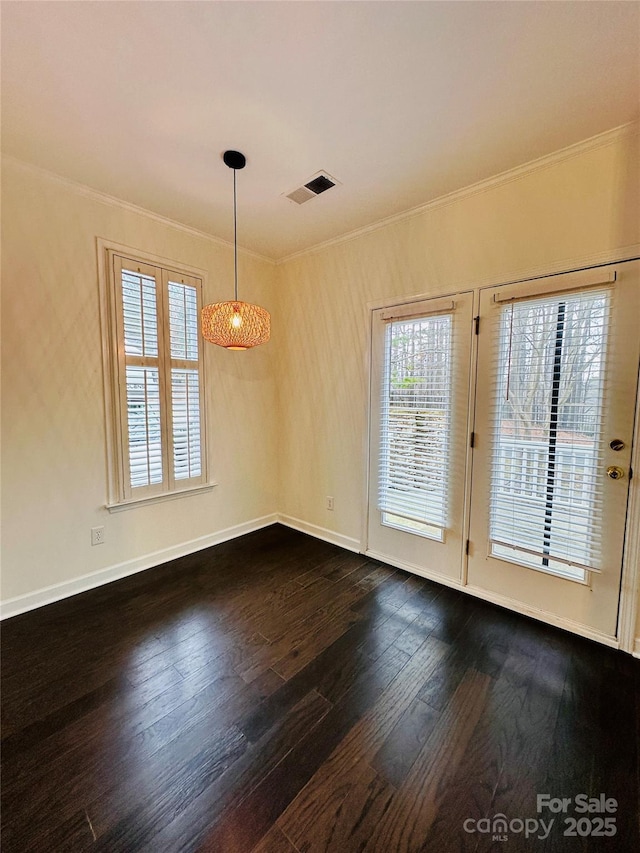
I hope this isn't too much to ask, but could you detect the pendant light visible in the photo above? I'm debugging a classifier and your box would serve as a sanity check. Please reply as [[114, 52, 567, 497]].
[[201, 150, 270, 350]]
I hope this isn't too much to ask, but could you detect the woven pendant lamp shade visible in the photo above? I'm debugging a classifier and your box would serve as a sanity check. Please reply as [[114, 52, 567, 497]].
[[201, 300, 270, 351], [201, 150, 271, 351]]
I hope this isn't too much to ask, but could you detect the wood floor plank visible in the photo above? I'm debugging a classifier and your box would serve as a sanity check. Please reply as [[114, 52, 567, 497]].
[[251, 825, 300, 853], [320, 553, 374, 583], [424, 640, 545, 852], [91, 725, 248, 849], [533, 644, 599, 853], [272, 608, 363, 682], [199, 644, 411, 853], [237, 610, 410, 744], [2, 659, 284, 841], [2, 656, 276, 804], [236, 598, 354, 684], [370, 694, 440, 789], [277, 634, 448, 849], [363, 669, 491, 852], [269, 576, 424, 687], [587, 648, 639, 852], [245, 583, 368, 679], [1, 807, 95, 853], [136, 689, 333, 853], [280, 761, 395, 853], [473, 634, 570, 853]]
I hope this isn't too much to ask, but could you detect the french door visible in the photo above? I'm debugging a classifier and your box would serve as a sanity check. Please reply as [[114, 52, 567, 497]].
[[367, 261, 640, 640], [367, 292, 474, 581], [467, 263, 640, 638]]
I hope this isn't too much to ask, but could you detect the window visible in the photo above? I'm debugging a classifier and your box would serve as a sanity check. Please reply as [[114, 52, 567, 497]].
[[378, 309, 453, 542], [488, 289, 610, 581], [102, 247, 208, 506]]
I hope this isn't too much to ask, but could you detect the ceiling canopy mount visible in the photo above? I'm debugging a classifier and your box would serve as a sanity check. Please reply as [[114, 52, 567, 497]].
[[222, 150, 246, 170]]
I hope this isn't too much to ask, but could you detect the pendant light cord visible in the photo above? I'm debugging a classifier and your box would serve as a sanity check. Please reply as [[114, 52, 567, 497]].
[[233, 167, 238, 302]]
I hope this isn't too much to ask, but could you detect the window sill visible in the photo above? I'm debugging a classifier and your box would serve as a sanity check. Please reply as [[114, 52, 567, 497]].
[[106, 483, 217, 513]]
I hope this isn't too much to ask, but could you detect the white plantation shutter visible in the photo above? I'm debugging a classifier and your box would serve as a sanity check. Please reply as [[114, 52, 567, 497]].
[[171, 370, 201, 479], [378, 305, 453, 540], [110, 254, 206, 502], [167, 279, 202, 481], [122, 269, 159, 357], [489, 288, 610, 580], [168, 281, 199, 360], [126, 366, 163, 487]]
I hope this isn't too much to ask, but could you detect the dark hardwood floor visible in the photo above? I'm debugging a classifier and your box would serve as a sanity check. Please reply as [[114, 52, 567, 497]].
[[2, 524, 639, 852]]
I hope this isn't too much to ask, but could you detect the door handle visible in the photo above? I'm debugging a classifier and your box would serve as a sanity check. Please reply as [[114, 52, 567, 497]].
[[606, 466, 625, 480]]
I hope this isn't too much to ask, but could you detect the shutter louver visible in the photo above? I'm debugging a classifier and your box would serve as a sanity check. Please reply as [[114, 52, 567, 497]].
[[378, 312, 453, 540], [489, 289, 610, 579]]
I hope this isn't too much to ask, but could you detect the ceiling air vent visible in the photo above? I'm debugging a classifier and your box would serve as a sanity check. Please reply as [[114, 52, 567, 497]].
[[284, 171, 340, 205]]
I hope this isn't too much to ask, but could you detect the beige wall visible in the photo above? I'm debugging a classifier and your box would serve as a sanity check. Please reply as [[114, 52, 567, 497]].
[[275, 129, 639, 563], [2, 128, 639, 641], [1, 160, 278, 603]]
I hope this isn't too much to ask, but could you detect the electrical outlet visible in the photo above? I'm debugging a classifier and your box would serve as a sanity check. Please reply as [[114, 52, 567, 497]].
[[91, 526, 105, 546], [326, 496, 334, 511]]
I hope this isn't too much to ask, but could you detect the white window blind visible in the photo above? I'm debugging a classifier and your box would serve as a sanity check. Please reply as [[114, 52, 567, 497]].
[[110, 254, 206, 502], [489, 289, 610, 580], [378, 311, 453, 540]]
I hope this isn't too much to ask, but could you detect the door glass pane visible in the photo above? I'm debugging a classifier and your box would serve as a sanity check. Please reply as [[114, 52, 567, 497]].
[[378, 313, 452, 540], [489, 290, 610, 580]]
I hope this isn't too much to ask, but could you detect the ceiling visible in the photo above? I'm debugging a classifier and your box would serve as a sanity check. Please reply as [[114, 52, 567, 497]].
[[2, 1, 638, 261]]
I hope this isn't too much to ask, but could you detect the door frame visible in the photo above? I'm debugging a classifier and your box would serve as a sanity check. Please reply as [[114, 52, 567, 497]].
[[619, 378, 640, 655], [362, 290, 476, 593], [365, 291, 475, 584], [362, 253, 640, 653]]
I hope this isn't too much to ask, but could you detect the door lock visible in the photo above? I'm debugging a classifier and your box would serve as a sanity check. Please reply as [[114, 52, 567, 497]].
[[609, 439, 625, 451], [606, 466, 625, 480]]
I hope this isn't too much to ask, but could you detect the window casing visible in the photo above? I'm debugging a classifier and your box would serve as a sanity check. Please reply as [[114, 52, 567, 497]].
[[102, 247, 208, 506]]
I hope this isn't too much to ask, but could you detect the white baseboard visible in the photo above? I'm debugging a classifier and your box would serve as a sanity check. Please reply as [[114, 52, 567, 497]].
[[0, 510, 627, 654], [365, 548, 464, 590], [277, 514, 361, 554], [365, 548, 619, 650], [0, 514, 278, 620], [463, 584, 619, 650]]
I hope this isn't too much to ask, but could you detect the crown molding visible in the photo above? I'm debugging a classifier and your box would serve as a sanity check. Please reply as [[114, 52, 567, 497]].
[[277, 122, 640, 266], [4, 121, 637, 267], [0, 154, 276, 266]]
